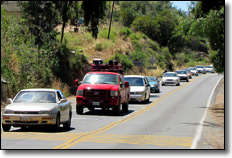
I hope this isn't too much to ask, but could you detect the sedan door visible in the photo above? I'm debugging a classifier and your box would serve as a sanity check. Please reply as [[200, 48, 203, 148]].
[[57, 90, 69, 122]]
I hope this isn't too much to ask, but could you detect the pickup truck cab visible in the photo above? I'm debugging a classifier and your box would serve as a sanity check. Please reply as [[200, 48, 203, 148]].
[[75, 63, 130, 115]]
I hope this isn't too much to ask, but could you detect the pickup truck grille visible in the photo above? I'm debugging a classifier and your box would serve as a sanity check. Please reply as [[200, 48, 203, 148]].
[[85, 90, 109, 98]]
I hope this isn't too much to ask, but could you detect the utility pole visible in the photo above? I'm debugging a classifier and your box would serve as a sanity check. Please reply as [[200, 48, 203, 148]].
[[108, 1, 114, 39]]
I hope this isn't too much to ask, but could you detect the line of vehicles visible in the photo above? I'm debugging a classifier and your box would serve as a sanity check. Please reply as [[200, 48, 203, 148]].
[[1, 58, 214, 132]]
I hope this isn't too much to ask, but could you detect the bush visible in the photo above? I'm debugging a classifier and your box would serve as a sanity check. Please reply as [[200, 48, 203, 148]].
[[111, 53, 133, 72], [99, 28, 118, 41], [119, 28, 132, 38], [95, 43, 103, 51]]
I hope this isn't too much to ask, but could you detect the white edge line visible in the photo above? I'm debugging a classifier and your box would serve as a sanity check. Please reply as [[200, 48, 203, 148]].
[[191, 75, 224, 149]]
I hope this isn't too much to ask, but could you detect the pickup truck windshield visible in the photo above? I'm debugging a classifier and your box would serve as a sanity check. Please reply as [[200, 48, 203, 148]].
[[82, 74, 119, 85]]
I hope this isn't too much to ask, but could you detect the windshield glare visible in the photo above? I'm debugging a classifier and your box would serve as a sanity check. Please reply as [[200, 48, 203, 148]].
[[176, 71, 187, 74], [147, 77, 157, 82], [14, 91, 56, 103], [82, 74, 119, 85], [163, 73, 177, 77], [125, 77, 144, 86]]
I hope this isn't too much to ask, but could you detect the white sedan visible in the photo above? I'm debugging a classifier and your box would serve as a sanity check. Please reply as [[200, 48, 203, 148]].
[[161, 72, 180, 86], [2, 89, 72, 132]]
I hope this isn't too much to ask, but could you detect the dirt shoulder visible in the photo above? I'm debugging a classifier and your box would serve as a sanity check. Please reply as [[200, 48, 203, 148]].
[[197, 77, 224, 149]]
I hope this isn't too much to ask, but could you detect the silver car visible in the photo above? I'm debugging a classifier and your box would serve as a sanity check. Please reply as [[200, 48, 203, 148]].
[[196, 65, 206, 74], [188, 67, 199, 76], [2, 89, 72, 132], [124, 75, 151, 103], [176, 70, 189, 82], [205, 65, 215, 73], [161, 72, 180, 86]]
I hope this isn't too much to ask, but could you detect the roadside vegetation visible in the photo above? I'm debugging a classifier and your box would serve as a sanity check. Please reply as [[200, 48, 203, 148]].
[[1, 1, 224, 98]]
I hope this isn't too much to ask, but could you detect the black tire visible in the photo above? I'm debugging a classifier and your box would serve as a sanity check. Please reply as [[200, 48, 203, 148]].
[[114, 98, 121, 116], [122, 100, 129, 113], [2, 124, 11, 132], [63, 111, 72, 130], [53, 114, 60, 131], [176, 82, 180, 86], [76, 105, 83, 115], [146, 95, 150, 103]]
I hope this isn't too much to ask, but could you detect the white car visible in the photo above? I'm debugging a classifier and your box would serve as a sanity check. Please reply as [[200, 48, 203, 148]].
[[124, 75, 150, 103], [196, 65, 206, 74], [161, 72, 180, 86], [205, 65, 215, 73], [188, 67, 199, 76], [176, 70, 189, 82], [2, 89, 72, 132]]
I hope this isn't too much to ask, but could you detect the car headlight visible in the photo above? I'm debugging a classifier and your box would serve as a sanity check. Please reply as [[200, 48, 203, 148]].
[[110, 91, 119, 97], [151, 85, 156, 87], [76, 90, 84, 96]]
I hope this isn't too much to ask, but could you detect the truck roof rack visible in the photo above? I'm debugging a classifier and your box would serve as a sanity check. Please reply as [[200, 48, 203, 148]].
[[91, 59, 124, 75]]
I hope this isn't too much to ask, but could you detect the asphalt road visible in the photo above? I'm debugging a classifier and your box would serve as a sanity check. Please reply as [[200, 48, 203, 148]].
[[1, 73, 223, 149]]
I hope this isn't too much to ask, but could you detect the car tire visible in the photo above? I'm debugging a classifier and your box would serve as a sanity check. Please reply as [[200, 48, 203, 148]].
[[63, 111, 72, 130], [76, 105, 83, 115], [176, 82, 180, 86], [53, 113, 60, 131], [2, 123, 11, 132], [114, 98, 121, 116], [122, 101, 129, 113]]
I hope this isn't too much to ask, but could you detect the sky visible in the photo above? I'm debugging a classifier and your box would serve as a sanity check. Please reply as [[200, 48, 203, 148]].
[[170, 1, 191, 12]]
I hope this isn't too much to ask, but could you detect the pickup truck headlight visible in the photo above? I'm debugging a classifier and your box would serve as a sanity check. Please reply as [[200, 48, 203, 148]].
[[76, 90, 84, 96], [110, 91, 119, 97]]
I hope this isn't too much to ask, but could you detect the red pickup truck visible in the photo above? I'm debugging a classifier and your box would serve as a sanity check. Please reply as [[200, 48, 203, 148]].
[[75, 59, 130, 115]]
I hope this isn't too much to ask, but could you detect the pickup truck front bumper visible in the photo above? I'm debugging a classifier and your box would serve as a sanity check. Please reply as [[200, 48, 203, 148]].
[[76, 96, 119, 108]]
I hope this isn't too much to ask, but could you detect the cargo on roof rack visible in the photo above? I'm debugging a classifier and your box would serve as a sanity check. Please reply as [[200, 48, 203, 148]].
[[91, 58, 124, 75]]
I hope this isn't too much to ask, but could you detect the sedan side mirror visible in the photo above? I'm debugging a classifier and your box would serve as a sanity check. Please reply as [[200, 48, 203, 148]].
[[58, 99, 66, 104], [7, 98, 13, 104]]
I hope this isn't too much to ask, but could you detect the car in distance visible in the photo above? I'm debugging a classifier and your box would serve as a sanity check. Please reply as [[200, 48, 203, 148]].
[[176, 70, 189, 82], [161, 72, 180, 86], [196, 65, 206, 74], [124, 75, 151, 103], [147, 76, 160, 93], [2, 89, 72, 132], [182, 69, 192, 79], [188, 67, 199, 76], [205, 65, 215, 73]]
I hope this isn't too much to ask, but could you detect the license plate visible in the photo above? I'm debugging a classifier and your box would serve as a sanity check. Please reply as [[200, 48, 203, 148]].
[[21, 116, 31, 121], [92, 102, 100, 106]]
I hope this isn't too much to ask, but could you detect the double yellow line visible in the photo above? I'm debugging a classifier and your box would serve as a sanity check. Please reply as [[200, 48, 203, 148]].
[[53, 77, 199, 149]]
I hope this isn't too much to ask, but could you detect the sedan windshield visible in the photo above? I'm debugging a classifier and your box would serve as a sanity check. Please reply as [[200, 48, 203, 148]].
[[163, 73, 177, 77], [124, 77, 144, 86], [14, 91, 56, 103], [147, 77, 157, 82], [82, 74, 119, 85], [176, 71, 187, 74]]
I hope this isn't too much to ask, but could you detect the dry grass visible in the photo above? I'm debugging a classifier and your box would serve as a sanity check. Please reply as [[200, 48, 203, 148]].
[[207, 81, 224, 149], [50, 77, 70, 97]]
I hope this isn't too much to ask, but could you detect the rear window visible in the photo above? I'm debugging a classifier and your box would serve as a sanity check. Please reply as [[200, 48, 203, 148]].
[[124, 77, 144, 86]]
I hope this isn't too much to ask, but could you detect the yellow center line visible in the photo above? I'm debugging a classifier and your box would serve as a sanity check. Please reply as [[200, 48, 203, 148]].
[[52, 77, 199, 149]]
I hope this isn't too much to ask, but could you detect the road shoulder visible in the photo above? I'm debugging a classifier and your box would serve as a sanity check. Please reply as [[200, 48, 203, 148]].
[[197, 77, 224, 149]]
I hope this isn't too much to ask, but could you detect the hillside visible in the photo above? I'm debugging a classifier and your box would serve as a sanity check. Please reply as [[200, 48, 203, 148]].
[[56, 21, 209, 80]]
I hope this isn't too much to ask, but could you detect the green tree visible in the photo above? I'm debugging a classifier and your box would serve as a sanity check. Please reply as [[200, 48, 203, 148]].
[[82, 1, 106, 38], [18, 1, 60, 49], [189, 5, 224, 73]]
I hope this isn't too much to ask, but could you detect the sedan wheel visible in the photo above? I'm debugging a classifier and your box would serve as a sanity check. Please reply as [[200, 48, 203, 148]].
[[53, 114, 60, 131], [63, 111, 72, 130], [2, 123, 11, 132]]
